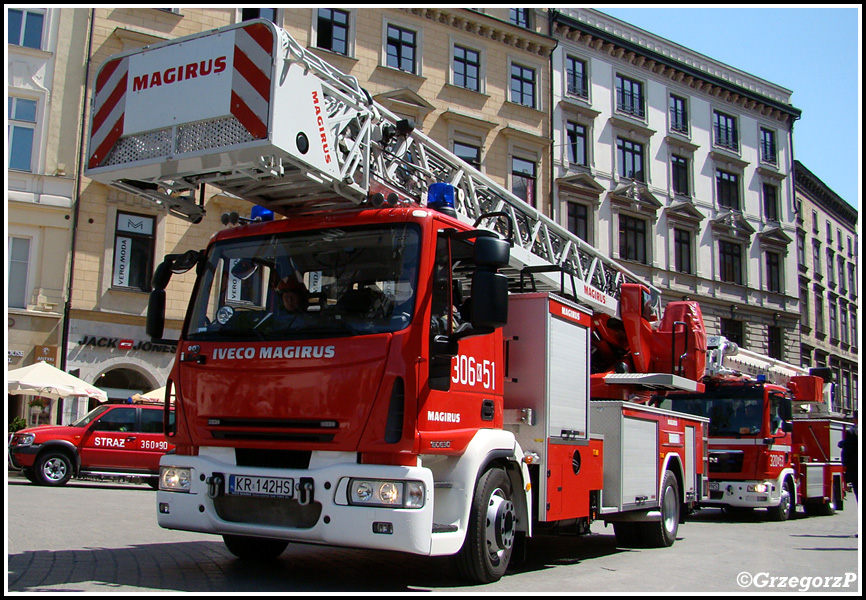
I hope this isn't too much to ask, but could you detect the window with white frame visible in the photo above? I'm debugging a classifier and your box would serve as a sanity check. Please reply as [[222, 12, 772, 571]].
[[9, 97, 38, 172], [760, 127, 777, 165], [719, 240, 743, 285], [615, 74, 645, 119], [619, 214, 647, 264], [113, 212, 155, 292], [566, 55, 588, 99], [8, 8, 45, 49], [567, 202, 589, 242], [8, 237, 31, 309], [713, 110, 739, 151], [566, 121, 587, 167]]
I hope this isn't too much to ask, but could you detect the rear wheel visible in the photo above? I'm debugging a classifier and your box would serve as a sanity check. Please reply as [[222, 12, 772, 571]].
[[454, 467, 516, 584], [639, 470, 680, 547], [223, 535, 288, 560], [34, 451, 74, 486]]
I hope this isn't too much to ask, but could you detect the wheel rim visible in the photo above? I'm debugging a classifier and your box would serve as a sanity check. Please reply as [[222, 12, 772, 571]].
[[780, 484, 791, 515], [662, 483, 678, 534], [42, 457, 68, 481], [485, 488, 515, 561]]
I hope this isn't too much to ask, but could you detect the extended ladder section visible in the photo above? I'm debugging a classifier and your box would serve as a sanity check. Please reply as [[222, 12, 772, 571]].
[[84, 19, 657, 317]]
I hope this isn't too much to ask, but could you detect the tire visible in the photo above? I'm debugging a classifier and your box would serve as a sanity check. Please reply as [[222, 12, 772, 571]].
[[454, 467, 517, 584], [34, 451, 74, 486], [639, 470, 680, 547], [767, 478, 794, 521], [223, 535, 289, 560]]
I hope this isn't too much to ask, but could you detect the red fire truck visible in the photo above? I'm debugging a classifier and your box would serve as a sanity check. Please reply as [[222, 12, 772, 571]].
[[84, 19, 710, 583], [659, 336, 847, 521]]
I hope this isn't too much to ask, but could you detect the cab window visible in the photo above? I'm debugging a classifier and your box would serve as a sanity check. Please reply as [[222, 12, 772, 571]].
[[93, 407, 136, 432]]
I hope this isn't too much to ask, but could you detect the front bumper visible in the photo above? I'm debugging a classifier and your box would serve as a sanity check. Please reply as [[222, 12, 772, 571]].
[[703, 479, 781, 508], [8, 444, 40, 470], [156, 450, 437, 555]]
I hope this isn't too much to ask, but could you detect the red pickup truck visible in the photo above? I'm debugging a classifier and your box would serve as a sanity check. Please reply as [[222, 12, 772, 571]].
[[8, 402, 174, 487]]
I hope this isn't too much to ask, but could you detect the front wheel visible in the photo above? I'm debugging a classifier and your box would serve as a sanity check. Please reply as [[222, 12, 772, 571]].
[[223, 535, 288, 560], [767, 478, 795, 521], [454, 467, 516, 584], [34, 451, 74, 486]]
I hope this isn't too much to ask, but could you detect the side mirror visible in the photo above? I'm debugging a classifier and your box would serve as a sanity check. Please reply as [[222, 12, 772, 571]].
[[474, 235, 510, 268], [146, 289, 166, 339], [469, 270, 508, 330]]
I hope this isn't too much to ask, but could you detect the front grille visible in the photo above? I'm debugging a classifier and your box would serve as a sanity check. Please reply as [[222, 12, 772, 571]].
[[235, 448, 311, 469], [709, 450, 744, 474], [213, 495, 321, 529]]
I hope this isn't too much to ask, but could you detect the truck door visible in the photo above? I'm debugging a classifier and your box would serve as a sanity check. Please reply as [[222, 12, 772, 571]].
[[79, 406, 141, 470]]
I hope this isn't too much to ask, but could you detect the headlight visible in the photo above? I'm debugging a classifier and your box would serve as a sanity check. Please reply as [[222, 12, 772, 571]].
[[748, 483, 769, 493], [160, 467, 192, 492], [347, 479, 425, 509], [14, 433, 36, 446]]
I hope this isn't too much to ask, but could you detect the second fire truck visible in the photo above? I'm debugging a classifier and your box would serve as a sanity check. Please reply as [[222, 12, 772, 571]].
[[659, 335, 847, 521]]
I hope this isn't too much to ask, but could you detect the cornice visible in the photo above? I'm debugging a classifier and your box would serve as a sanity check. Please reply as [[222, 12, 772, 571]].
[[794, 160, 857, 225], [402, 8, 557, 58], [550, 9, 801, 126]]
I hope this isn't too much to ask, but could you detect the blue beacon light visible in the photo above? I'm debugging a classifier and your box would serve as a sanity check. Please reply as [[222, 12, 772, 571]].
[[427, 182, 458, 218]]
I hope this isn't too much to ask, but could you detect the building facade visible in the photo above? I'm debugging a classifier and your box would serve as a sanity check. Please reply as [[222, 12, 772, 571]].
[[8, 8, 857, 421], [8, 8, 88, 425], [794, 161, 858, 417], [549, 8, 804, 365]]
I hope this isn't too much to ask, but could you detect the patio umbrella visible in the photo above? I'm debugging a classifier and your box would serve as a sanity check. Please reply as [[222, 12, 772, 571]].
[[130, 386, 166, 402], [7, 361, 108, 402]]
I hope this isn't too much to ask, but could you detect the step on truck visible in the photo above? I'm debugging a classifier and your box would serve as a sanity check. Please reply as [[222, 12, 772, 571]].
[[657, 336, 847, 521], [85, 19, 710, 583]]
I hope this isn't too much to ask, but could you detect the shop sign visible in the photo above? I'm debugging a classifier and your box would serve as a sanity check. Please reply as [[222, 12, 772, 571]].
[[34, 345, 58, 366], [76, 335, 177, 353]]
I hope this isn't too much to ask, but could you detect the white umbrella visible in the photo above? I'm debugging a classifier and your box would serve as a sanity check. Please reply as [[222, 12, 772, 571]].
[[7, 361, 108, 402], [131, 386, 166, 402]]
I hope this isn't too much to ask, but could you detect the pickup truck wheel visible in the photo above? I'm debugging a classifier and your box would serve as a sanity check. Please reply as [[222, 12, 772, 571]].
[[454, 467, 516, 584], [223, 535, 288, 560], [35, 451, 73, 486], [639, 470, 680, 547]]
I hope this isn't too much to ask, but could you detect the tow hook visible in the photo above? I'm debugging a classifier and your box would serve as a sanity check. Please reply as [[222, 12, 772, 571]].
[[298, 477, 314, 505], [206, 473, 224, 499]]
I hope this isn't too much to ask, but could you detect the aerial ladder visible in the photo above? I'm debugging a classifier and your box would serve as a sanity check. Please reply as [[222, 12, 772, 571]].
[[88, 20, 655, 321]]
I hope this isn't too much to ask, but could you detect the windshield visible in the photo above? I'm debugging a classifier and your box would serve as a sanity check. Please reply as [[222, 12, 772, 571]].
[[71, 405, 111, 428], [186, 224, 421, 341], [663, 389, 764, 436]]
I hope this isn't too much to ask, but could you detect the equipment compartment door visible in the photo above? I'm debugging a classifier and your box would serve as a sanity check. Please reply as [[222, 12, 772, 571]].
[[621, 417, 659, 508]]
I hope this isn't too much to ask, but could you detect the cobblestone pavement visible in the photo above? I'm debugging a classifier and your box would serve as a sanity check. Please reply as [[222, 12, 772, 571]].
[[7, 471, 861, 593]]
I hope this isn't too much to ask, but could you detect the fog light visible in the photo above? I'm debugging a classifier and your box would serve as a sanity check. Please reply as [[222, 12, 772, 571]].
[[159, 502, 171, 514], [373, 522, 393, 534]]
